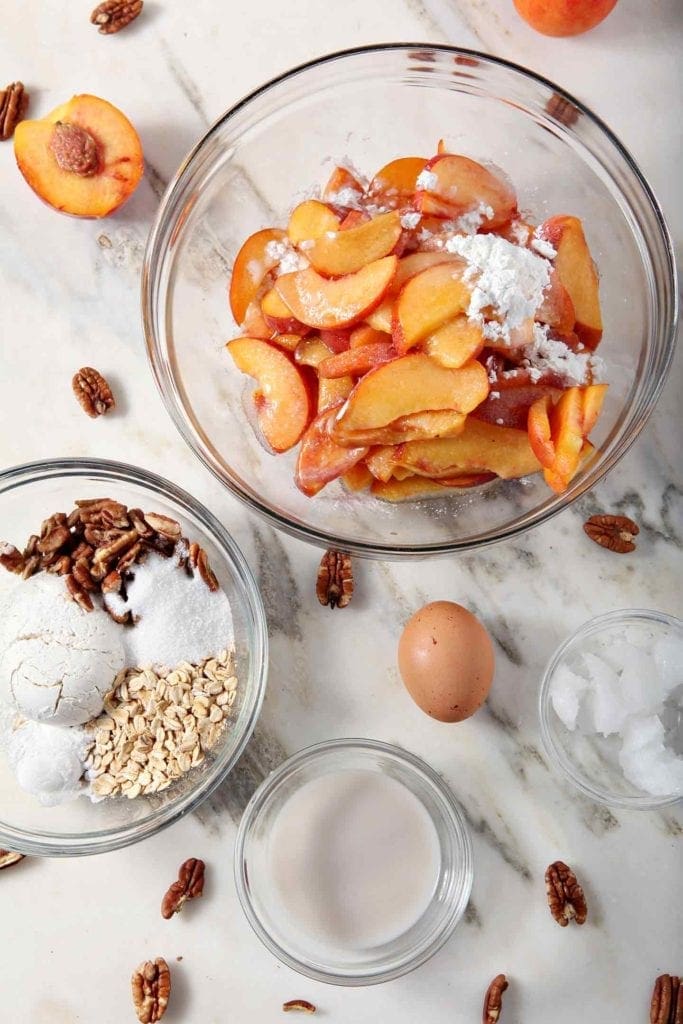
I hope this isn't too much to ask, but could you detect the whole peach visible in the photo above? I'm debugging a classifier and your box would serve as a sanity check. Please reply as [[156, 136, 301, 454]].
[[513, 0, 618, 37]]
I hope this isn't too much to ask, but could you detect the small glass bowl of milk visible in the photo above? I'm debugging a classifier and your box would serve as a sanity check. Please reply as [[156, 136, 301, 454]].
[[234, 738, 473, 985]]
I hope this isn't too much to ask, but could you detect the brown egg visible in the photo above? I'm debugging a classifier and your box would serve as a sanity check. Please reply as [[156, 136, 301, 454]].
[[398, 601, 495, 722]]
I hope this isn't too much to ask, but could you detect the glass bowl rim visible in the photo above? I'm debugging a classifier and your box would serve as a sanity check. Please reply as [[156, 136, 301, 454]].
[[0, 456, 269, 856], [142, 42, 678, 559], [538, 607, 683, 810], [233, 736, 474, 986]]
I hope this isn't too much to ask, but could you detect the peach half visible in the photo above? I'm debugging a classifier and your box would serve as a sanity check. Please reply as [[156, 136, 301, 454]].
[[14, 94, 143, 218]]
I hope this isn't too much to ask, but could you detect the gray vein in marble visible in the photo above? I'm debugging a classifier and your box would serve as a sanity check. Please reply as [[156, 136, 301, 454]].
[[464, 900, 483, 927], [461, 805, 532, 881], [193, 726, 288, 830], [143, 159, 169, 200], [654, 812, 683, 837], [159, 38, 211, 126], [250, 523, 303, 641]]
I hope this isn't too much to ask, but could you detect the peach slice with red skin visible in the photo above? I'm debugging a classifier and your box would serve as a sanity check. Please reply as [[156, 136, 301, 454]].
[[319, 329, 352, 353], [342, 462, 374, 492], [318, 342, 395, 380], [242, 300, 274, 340], [421, 317, 484, 369], [339, 210, 370, 230], [350, 325, 392, 349], [527, 394, 556, 467], [318, 375, 354, 413], [336, 355, 489, 435], [287, 200, 340, 246], [536, 215, 603, 348], [536, 268, 576, 335], [370, 474, 496, 502], [295, 407, 369, 496], [415, 154, 517, 229], [261, 287, 311, 336], [331, 409, 466, 448], [393, 261, 470, 353], [323, 165, 365, 203], [369, 156, 427, 202], [14, 94, 143, 218], [229, 228, 287, 325], [367, 418, 540, 482], [226, 337, 312, 453], [275, 256, 398, 330], [306, 211, 402, 277], [474, 383, 563, 431], [363, 253, 462, 334], [529, 383, 608, 492]]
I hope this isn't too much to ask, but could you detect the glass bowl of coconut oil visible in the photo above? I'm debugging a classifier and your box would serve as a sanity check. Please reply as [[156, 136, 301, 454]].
[[234, 737, 473, 985]]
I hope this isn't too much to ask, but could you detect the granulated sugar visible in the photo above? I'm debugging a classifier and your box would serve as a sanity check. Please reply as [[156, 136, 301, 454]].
[[105, 552, 234, 670]]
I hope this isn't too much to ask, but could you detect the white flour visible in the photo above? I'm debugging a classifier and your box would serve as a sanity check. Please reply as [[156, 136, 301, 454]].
[[5, 718, 92, 806]]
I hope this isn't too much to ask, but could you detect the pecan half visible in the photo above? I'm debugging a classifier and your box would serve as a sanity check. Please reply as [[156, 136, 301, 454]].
[[0, 542, 25, 574], [545, 91, 580, 127], [583, 514, 639, 554], [283, 1000, 316, 1014], [161, 857, 205, 919], [316, 549, 353, 609], [651, 975, 683, 1024], [0, 81, 28, 141], [0, 850, 25, 870], [72, 367, 115, 418], [131, 958, 171, 1024], [143, 513, 181, 541], [65, 573, 94, 613], [483, 974, 508, 1023], [187, 543, 218, 592], [91, 0, 143, 33], [37, 525, 70, 555], [545, 861, 587, 926]]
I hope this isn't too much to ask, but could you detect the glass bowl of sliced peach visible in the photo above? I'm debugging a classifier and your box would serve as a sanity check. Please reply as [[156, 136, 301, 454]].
[[143, 45, 677, 557]]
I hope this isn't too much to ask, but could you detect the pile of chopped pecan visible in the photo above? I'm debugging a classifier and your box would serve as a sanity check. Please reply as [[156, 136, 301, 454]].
[[0, 498, 218, 620]]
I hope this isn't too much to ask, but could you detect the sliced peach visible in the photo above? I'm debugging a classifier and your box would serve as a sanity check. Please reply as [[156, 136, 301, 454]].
[[14, 94, 143, 218], [261, 287, 310, 335], [392, 251, 462, 294], [287, 200, 341, 246], [342, 462, 374, 492], [306, 211, 402, 277], [242, 300, 274, 340], [318, 342, 395, 379], [350, 325, 392, 349], [336, 355, 489, 434], [370, 474, 494, 502], [393, 262, 470, 353], [527, 394, 555, 468], [537, 215, 603, 348], [323, 165, 365, 203], [294, 335, 333, 369], [226, 338, 312, 452], [415, 154, 517, 229], [473, 383, 563, 431], [369, 156, 427, 200], [339, 210, 370, 230], [270, 332, 301, 353], [543, 387, 584, 492], [334, 410, 466, 448], [319, 375, 354, 413], [295, 407, 368, 496], [274, 256, 397, 330], [581, 383, 607, 434], [368, 418, 540, 481], [229, 228, 287, 325], [422, 317, 484, 368], [536, 268, 576, 334], [319, 329, 352, 353], [365, 300, 394, 334]]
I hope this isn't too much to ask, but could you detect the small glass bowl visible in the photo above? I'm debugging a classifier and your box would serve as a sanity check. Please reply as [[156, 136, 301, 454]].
[[143, 44, 677, 558], [234, 738, 473, 986], [0, 458, 268, 856], [539, 609, 683, 810]]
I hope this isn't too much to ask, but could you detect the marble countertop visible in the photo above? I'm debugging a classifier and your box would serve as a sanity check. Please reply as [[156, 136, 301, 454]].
[[1, 1, 681, 1021]]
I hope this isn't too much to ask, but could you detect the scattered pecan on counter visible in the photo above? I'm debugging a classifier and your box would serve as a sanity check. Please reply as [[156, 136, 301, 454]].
[[482, 974, 508, 1023], [583, 513, 639, 553], [0, 850, 25, 871], [316, 549, 353, 609], [90, 0, 143, 34], [0, 81, 28, 141], [545, 860, 587, 927], [283, 1000, 317, 1014], [131, 958, 171, 1024], [161, 857, 205, 919], [650, 974, 682, 1024], [72, 366, 116, 418]]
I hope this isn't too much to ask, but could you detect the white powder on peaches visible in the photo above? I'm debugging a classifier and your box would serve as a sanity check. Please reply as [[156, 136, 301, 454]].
[[415, 169, 438, 191], [264, 239, 309, 276]]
